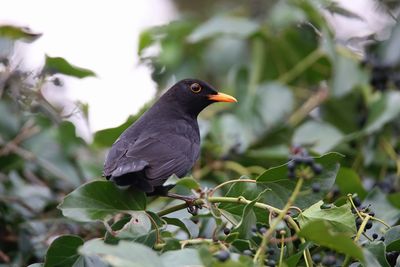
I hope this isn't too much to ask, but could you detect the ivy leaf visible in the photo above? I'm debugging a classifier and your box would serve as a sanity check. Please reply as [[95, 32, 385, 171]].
[[44, 55, 96, 78], [163, 217, 199, 238], [231, 197, 258, 239], [160, 249, 202, 266], [104, 214, 157, 247], [187, 16, 259, 43], [115, 212, 151, 239], [364, 242, 391, 267], [363, 188, 400, 233], [297, 201, 356, 235], [292, 121, 344, 154], [335, 167, 367, 199], [257, 152, 343, 209], [163, 175, 200, 191], [44, 235, 83, 267], [384, 225, 400, 251], [298, 220, 364, 261], [219, 178, 269, 222], [58, 180, 146, 222], [364, 92, 400, 134], [0, 25, 42, 42], [79, 239, 163, 267]]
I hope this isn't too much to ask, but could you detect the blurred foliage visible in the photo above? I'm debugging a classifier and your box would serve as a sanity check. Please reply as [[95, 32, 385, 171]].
[[1, 0, 400, 266]]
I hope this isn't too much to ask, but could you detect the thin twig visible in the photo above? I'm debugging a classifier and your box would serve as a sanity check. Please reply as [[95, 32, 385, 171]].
[[208, 179, 256, 198]]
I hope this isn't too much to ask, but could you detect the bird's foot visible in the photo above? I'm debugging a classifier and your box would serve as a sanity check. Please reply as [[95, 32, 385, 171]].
[[166, 192, 202, 215]]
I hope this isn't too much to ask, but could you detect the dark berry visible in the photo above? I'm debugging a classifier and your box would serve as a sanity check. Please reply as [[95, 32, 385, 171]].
[[267, 247, 275, 255], [380, 236, 385, 242], [223, 227, 231, 235], [215, 250, 230, 262], [365, 220, 373, 230], [353, 196, 362, 207], [311, 183, 321, 193], [259, 227, 267, 234], [312, 163, 323, 175], [368, 211, 375, 217], [372, 233, 378, 239], [312, 253, 322, 263], [322, 255, 337, 266], [243, 250, 252, 256], [302, 157, 314, 165]]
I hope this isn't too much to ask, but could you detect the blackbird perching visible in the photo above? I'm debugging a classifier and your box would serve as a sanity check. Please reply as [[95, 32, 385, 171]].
[[103, 79, 237, 203]]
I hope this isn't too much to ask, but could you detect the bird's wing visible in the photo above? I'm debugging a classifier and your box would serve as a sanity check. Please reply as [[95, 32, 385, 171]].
[[125, 135, 196, 184], [103, 139, 149, 178]]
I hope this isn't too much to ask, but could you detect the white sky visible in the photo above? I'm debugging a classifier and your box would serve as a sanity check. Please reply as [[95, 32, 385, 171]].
[[1, 0, 176, 135]]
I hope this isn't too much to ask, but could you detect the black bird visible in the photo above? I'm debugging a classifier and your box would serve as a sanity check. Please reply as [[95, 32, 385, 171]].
[[103, 79, 237, 204]]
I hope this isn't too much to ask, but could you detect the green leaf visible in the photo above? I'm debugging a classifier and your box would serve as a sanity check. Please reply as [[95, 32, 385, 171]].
[[163, 175, 200, 191], [335, 167, 367, 199], [0, 25, 42, 42], [364, 92, 400, 134], [138, 29, 155, 55], [79, 239, 163, 267], [163, 217, 199, 238], [364, 188, 400, 227], [44, 55, 96, 78], [298, 220, 364, 261], [115, 211, 151, 239], [330, 51, 368, 97], [187, 16, 259, 43], [384, 225, 400, 251], [297, 201, 356, 235], [292, 121, 344, 154], [364, 242, 391, 267], [44, 235, 83, 267], [285, 242, 312, 267], [380, 22, 400, 65], [104, 215, 157, 247], [58, 180, 146, 222], [231, 198, 257, 239], [160, 249, 202, 267], [255, 82, 294, 129], [257, 152, 343, 209], [218, 178, 269, 222]]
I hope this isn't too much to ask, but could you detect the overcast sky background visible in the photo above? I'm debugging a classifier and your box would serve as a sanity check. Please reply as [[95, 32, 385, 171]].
[[1, 0, 394, 138]]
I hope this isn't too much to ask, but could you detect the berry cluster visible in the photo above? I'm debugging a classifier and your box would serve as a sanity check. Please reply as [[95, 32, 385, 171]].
[[287, 147, 323, 180], [351, 196, 376, 233], [312, 252, 342, 266], [363, 55, 400, 92]]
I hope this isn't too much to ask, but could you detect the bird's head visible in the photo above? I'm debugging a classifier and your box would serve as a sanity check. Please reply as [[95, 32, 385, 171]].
[[163, 79, 237, 117]]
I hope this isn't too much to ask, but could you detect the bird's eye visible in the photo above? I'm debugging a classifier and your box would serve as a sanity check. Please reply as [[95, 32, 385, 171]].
[[190, 83, 202, 93]]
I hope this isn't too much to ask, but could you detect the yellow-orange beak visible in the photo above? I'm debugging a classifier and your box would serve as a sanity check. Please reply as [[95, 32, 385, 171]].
[[208, 92, 237, 103]]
